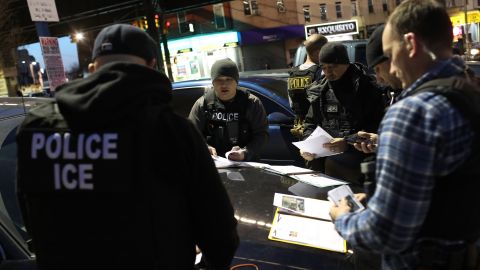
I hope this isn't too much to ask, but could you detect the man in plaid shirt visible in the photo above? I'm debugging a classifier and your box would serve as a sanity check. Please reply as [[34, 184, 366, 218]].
[[330, 1, 479, 269]]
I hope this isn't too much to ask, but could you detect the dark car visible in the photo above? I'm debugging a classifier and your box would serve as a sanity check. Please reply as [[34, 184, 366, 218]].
[[0, 97, 353, 269], [172, 76, 302, 165]]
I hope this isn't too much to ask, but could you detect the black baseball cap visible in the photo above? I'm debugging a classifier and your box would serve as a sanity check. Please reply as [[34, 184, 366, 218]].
[[367, 25, 388, 68], [92, 24, 157, 61]]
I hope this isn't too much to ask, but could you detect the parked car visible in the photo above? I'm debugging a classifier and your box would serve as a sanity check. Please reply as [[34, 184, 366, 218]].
[[292, 39, 368, 67], [0, 97, 352, 269], [172, 76, 302, 165], [0, 97, 46, 267]]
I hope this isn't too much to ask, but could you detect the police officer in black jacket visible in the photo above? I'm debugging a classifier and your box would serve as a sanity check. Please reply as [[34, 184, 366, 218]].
[[288, 34, 328, 138], [16, 24, 238, 270], [189, 58, 268, 161], [300, 42, 385, 183]]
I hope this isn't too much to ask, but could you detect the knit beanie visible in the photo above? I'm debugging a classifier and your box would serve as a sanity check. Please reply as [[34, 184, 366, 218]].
[[210, 58, 239, 82], [318, 42, 350, 65], [367, 25, 388, 68]]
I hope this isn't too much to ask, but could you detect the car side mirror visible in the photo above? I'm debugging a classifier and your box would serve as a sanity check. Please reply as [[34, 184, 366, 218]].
[[267, 112, 293, 124]]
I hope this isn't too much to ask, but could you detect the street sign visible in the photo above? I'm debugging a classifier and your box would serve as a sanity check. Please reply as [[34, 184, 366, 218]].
[[39, 37, 66, 91], [305, 20, 359, 38], [27, 0, 60, 22]]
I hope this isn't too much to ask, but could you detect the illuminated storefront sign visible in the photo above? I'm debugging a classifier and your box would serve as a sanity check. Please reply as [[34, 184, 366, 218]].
[[305, 20, 358, 38], [450, 10, 480, 26]]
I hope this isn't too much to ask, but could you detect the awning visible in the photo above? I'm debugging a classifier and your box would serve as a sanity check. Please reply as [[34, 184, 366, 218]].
[[240, 25, 305, 46]]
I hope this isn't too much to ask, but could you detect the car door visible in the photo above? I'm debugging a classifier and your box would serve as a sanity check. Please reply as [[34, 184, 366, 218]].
[[237, 86, 301, 165]]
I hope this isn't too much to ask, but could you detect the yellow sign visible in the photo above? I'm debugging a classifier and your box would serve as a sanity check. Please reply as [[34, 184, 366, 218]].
[[450, 10, 480, 26], [0, 70, 8, 97]]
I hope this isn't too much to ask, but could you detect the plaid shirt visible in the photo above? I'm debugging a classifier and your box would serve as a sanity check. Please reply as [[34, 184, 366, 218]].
[[334, 57, 475, 270]]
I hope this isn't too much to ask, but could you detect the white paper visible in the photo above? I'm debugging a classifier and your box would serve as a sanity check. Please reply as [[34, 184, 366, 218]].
[[327, 185, 365, 213], [273, 193, 332, 221], [291, 174, 346, 188], [270, 213, 346, 253], [292, 126, 340, 157], [265, 165, 314, 175], [211, 155, 269, 169]]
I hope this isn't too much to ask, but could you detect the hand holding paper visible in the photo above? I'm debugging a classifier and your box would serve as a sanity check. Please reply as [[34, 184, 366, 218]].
[[292, 126, 341, 158]]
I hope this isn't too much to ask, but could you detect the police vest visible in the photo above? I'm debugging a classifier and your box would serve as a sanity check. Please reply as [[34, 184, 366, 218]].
[[319, 85, 355, 138], [203, 88, 251, 156], [408, 77, 480, 242], [287, 65, 320, 116]]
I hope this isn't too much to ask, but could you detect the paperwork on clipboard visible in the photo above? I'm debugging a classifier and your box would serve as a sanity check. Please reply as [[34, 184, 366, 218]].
[[292, 126, 340, 157], [268, 193, 347, 253]]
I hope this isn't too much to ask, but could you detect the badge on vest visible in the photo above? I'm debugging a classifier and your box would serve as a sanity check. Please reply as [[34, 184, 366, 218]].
[[326, 104, 338, 112]]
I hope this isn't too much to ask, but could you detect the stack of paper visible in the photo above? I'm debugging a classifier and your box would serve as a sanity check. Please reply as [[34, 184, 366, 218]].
[[291, 173, 346, 188], [292, 126, 340, 157], [263, 165, 314, 176], [211, 156, 269, 169], [268, 193, 347, 253]]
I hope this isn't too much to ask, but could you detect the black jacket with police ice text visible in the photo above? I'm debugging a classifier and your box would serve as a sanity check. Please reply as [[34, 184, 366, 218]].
[[16, 62, 238, 270]]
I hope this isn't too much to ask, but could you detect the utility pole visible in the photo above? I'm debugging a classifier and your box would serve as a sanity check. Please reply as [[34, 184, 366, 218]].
[[464, 0, 470, 58]]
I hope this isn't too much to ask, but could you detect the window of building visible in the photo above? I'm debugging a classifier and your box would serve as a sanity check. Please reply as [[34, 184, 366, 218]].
[[243, 0, 251, 15], [335, 2, 342, 18], [368, 0, 374, 13], [382, 0, 388, 11], [213, 3, 226, 29], [320, 4, 327, 21], [351, 0, 358, 16], [303, 5, 311, 22]]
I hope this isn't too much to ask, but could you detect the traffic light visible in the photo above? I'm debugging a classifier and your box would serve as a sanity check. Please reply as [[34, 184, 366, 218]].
[[155, 14, 159, 28], [143, 16, 148, 30], [163, 20, 171, 35]]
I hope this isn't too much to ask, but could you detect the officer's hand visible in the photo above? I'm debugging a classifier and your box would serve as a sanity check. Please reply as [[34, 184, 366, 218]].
[[329, 197, 352, 221], [353, 131, 378, 153], [323, 138, 347, 153], [207, 145, 217, 157], [227, 146, 246, 161], [354, 193, 367, 204], [300, 150, 316, 161]]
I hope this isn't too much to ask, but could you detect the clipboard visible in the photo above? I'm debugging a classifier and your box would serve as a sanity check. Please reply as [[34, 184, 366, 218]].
[[268, 208, 347, 253]]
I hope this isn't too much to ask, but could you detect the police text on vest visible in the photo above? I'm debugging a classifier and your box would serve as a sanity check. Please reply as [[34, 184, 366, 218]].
[[31, 132, 118, 190]]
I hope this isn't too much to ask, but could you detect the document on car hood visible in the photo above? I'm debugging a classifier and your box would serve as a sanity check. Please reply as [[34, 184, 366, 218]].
[[292, 126, 340, 157], [291, 173, 346, 188], [211, 156, 268, 169]]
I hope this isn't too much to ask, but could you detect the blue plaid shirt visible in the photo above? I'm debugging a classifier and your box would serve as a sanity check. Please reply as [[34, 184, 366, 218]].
[[334, 57, 475, 270]]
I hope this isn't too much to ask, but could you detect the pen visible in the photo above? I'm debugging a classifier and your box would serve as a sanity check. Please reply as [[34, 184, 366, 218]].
[[286, 171, 322, 176]]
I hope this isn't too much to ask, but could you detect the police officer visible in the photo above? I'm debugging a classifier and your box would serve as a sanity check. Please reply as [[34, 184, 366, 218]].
[[189, 58, 268, 161], [288, 34, 328, 138], [330, 1, 480, 269], [300, 42, 385, 183], [352, 25, 404, 155], [16, 24, 238, 270]]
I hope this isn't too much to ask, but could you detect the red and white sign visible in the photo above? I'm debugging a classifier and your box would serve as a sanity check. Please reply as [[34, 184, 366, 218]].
[[39, 37, 66, 91]]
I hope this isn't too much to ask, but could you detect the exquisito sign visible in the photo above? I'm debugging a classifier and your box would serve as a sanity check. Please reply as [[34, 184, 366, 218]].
[[305, 20, 359, 38]]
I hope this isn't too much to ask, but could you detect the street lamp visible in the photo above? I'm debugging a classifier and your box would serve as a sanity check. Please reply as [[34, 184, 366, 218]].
[[74, 32, 84, 42]]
